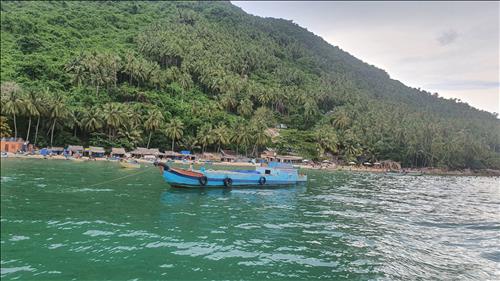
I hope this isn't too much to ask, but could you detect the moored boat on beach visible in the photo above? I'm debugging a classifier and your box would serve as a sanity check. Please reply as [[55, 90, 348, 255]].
[[155, 162, 307, 188]]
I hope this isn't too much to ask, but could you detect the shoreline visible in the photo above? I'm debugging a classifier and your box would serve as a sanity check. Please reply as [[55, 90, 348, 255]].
[[2, 153, 499, 177]]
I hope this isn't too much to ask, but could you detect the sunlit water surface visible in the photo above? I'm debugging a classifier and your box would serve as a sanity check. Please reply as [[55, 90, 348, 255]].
[[1, 159, 499, 280]]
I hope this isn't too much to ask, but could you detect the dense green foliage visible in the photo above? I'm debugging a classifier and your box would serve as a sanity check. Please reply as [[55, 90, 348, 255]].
[[1, 1, 499, 169]]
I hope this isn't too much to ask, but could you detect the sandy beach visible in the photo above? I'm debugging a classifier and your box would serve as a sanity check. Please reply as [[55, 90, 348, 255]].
[[2, 152, 499, 177]]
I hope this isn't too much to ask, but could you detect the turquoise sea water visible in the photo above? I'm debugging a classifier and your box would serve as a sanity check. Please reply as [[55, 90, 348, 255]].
[[1, 158, 499, 280]]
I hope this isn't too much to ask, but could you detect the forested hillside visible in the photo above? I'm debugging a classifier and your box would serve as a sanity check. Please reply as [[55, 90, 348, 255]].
[[1, 1, 499, 169]]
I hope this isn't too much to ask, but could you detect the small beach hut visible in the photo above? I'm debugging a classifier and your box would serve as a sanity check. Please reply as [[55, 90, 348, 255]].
[[221, 149, 237, 162], [276, 155, 303, 164], [88, 146, 105, 158], [148, 148, 165, 159], [180, 150, 196, 161], [129, 147, 146, 158], [110, 147, 126, 158], [201, 152, 220, 162], [0, 138, 24, 153], [130, 147, 159, 159], [260, 150, 277, 162], [68, 145, 84, 156], [164, 151, 183, 160]]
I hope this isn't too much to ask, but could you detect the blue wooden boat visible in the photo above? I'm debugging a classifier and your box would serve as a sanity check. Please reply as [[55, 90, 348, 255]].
[[155, 162, 307, 188]]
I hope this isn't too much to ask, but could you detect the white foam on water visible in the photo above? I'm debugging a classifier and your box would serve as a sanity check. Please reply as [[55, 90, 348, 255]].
[[82, 230, 115, 237], [0, 260, 18, 265], [118, 230, 160, 238], [77, 188, 113, 192], [159, 264, 174, 268], [10, 236, 30, 241], [1, 266, 35, 276], [0, 176, 15, 183], [235, 223, 261, 230], [48, 243, 64, 249]]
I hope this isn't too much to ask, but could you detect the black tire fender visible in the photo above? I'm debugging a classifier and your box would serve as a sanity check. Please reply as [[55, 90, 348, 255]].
[[223, 177, 233, 187], [258, 176, 266, 185], [199, 176, 208, 186]]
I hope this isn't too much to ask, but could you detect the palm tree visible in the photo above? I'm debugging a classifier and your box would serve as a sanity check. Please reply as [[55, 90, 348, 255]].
[[180, 135, 200, 152], [23, 91, 40, 142], [0, 116, 12, 138], [315, 125, 338, 157], [1, 82, 23, 139], [144, 108, 164, 148], [212, 124, 230, 152], [127, 105, 143, 127], [123, 51, 136, 84], [33, 88, 48, 148], [332, 110, 350, 130], [304, 99, 318, 122], [101, 103, 126, 140], [49, 93, 70, 146], [197, 124, 213, 153], [237, 99, 253, 117], [165, 118, 184, 151], [252, 126, 270, 157], [67, 107, 84, 138], [82, 106, 103, 133], [233, 125, 252, 156]]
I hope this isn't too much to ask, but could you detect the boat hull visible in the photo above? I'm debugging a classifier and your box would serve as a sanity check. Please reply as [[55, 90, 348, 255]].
[[161, 166, 306, 188]]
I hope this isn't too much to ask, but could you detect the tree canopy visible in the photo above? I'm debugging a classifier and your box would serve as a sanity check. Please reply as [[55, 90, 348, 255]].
[[1, 1, 499, 169]]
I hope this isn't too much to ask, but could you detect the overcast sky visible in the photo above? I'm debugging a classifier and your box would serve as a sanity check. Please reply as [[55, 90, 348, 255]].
[[232, 1, 500, 114]]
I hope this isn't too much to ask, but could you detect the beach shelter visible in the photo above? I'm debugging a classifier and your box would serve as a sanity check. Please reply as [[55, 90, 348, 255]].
[[180, 150, 196, 160], [89, 146, 105, 158], [67, 145, 84, 156], [110, 147, 126, 158]]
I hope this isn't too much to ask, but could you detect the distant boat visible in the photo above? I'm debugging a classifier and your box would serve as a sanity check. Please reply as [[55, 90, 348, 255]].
[[155, 162, 307, 188], [120, 160, 140, 169], [406, 172, 423, 176]]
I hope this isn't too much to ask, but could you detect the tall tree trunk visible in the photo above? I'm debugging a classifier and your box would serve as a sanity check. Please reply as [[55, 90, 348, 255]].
[[50, 119, 56, 147], [74, 126, 77, 137], [108, 127, 112, 141], [147, 132, 152, 149], [171, 139, 175, 152], [26, 117, 32, 142], [96, 84, 99, 97], [34, 117, 40, 147], [13, 113, 17, 139]]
